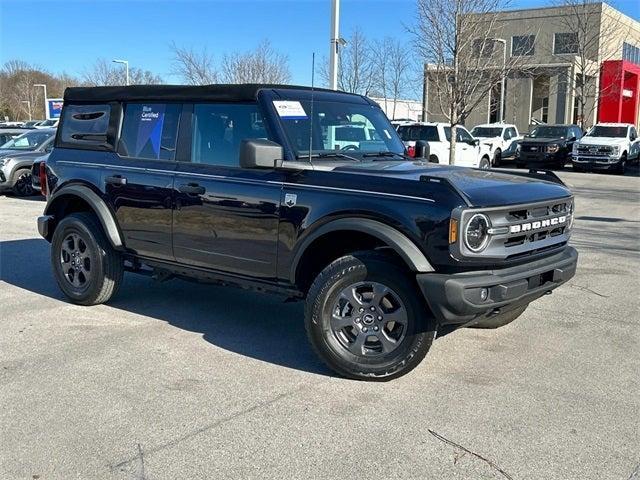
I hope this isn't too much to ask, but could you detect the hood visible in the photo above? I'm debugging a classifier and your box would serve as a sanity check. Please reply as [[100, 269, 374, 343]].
[[332, 161, 572, 207], [577, 136, 627, 146], [521, 137, 565, 145]]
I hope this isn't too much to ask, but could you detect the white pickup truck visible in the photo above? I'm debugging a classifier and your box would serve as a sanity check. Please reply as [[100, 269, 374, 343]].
[[572, 123, 640, 174], [470, 123, 523, 166], [397, 122, 492, 169]]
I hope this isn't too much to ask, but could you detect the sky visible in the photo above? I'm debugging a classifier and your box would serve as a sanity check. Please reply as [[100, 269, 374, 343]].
[[1, 0, 639, 87]]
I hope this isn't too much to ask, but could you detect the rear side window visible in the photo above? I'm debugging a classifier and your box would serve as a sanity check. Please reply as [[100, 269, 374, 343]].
[[118, 103, 181, 161], [397, 125, 439, 142], [60, 104, 111, 146]]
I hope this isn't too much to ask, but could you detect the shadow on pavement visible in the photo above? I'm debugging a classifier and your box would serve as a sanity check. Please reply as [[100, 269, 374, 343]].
[[0, 237, 332, 377]]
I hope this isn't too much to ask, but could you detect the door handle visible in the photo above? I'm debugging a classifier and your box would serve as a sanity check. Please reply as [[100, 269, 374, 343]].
[[178, 183, 205, 195], [105, 175, 127, 186]]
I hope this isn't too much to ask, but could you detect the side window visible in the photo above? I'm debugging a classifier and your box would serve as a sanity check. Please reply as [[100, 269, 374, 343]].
[[630, 127, 637, 141], [191, 103, 267, 167], [60, 104, 111, 147], [457, 128, 473, 143], [573, 127, 582, 139], [502, 129, 510, 140], [444, 127, 452, 142], [118, 103, 181, 161], [507, 127, 517, 139]]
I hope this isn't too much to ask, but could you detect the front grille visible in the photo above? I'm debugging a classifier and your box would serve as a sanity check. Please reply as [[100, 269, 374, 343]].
[[576, 145, 612, 156], [521, 143, 544, 153], [455, 198, 573, 260]]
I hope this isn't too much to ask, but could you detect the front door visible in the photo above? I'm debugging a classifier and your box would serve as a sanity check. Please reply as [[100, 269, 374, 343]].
[[172, 102, 283, 279], [103, 102, 183, 261], [455, 127, 479, 167]]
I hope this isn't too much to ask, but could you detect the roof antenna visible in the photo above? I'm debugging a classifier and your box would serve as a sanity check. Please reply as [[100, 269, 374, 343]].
[[308, 52, 315, 167]]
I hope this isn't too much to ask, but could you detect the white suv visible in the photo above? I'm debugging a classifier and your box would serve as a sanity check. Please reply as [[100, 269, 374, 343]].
[[397, 122, 492, 169], [470, 123, 522, 166], [572, 123, 640, 174]]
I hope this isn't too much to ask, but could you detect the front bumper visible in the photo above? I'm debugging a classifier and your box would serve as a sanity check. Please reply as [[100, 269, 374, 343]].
[[572, 156, 621, 170], [519, 151, 564, 166], [417, 246, 578, 325]]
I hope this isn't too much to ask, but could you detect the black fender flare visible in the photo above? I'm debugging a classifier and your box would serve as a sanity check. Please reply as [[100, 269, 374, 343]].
[[44, 184, 124, 249], [290, 218, 434, 283]]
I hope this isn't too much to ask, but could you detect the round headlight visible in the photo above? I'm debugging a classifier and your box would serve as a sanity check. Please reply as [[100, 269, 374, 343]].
[[464, 213, 490, 252]]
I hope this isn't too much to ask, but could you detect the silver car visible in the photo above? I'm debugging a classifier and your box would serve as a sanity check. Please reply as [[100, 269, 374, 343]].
[[0, 128, 56, 196]]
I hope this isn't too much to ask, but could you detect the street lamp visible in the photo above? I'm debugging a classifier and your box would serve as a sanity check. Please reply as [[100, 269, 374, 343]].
[[112, 59, 129, 85], [34, 83, 48, 119], [329, 0, 347, 90], [21, 100, 32, 121], [491, 38, 507, 123]]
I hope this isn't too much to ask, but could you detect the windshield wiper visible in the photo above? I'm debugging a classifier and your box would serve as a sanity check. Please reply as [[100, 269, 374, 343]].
[[362, 151, 407, 160], [296, 152, 360, 162]]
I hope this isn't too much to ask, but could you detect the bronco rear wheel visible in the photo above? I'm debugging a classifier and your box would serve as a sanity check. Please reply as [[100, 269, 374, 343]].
[[51, 212, 123, 305], [305, 251, 436, 380]]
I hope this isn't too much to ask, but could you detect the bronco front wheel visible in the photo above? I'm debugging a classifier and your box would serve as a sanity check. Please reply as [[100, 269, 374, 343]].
[[305, 251, 436, 381]]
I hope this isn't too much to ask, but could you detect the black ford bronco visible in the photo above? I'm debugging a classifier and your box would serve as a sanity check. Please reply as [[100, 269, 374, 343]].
[[37, 84, 578, 380]]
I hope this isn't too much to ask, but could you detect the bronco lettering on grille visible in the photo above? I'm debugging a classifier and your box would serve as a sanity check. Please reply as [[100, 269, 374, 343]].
[[509, 215, 567, 234]]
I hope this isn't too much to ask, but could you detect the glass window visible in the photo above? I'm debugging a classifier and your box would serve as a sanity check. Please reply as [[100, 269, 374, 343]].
[[118, 103, 181, 161], [529, 126, 569, 138], [191, 103, 267, 167], [444, 127, 452, 142], [622, 42, 640, 66], [397, 125, 440, 142], [457, 128, 473, 142], [554, 32, 579, 55], [511, 35, 535, 56], [0, 129, 55, 150], [277, 99, 404, 158], [507, 127, 517, 139], [630, 127, 638, 140], [470, 127, 502, 138], [473, 39, 494, 58], [586, 125, 628, 138], [60, 104, 110, 146]]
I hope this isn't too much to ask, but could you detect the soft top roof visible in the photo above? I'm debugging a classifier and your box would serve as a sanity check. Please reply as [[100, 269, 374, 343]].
[[63, 83, 361, 103]]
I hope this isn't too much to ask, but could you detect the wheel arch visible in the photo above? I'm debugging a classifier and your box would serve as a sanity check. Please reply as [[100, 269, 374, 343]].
[[290, 218, 434, 291], [44, 184, 124, 249]]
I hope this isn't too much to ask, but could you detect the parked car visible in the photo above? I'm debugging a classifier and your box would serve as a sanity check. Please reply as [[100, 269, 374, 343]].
[[397, 122, 492, 168], [0, 121, 26, 128], [37, 84, 577, 380], [470, 123, 522, 166], [23, 120, 45, 128], [0, 128, 56, 196], [517, 124, 583, 169], [0, 128, 30, 146], [572, 123, 640, 174], [35, 118, 59, 128]]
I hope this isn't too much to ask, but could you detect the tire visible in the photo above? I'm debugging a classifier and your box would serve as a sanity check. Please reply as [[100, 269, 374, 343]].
[[429, 154, 439, 164], [51, 212, 124, 306], [479, 156, 491, 170], [615, 154, 627, 175], [492, 148, 501, 167], [305, 251, 436, 381], [12, 168, 34, 197], [468, 304, 528, 329]]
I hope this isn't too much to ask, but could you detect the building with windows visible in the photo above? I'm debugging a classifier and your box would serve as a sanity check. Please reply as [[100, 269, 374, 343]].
[[422, 3, 640, 132]]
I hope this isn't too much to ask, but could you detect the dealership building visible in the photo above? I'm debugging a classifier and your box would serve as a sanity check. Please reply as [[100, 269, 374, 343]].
[[422, 2, 640, 132]]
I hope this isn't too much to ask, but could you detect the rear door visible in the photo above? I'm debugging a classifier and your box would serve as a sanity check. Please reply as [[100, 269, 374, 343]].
[[103, 102, 182, 261], [172, 102, 283, 278]]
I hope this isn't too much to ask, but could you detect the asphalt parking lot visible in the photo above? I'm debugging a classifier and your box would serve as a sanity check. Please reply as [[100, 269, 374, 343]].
[[1, 169, 638, 480]]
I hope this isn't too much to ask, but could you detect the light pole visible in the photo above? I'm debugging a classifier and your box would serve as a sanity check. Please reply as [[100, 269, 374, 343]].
[[329, 0, 346, 90], [34, 83, 48, 119], [21, 100, 32, 121], [112, 59, 129, 85], [491, 38, 507, 123]]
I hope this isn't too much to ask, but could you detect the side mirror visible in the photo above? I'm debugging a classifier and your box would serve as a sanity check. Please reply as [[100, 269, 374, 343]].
[[569, 136, 576, 142], [239, 139, 283, 169], [471, 139, 480, 146], [414, 140, 430, 159]]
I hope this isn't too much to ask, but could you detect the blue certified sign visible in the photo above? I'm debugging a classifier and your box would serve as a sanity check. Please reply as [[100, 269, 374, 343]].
[[47, 99, 64, 119]]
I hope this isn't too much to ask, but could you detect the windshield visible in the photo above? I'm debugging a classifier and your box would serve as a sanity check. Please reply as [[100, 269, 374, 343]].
[[586, 126, 628, 138], [276, 99, 405, 158], [529, 126, 568, 139], [470, 127, 503, 138], [397, 125, 439, 142], [0, 129, 53, 150]]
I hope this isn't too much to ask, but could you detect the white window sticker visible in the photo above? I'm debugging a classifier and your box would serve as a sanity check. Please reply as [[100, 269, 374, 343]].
[[273, 100, 308, 119], [383, 129, 392, 139]]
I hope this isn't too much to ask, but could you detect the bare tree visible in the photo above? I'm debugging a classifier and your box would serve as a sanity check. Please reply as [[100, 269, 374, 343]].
[[409, 0, 529, 164], [320, 28, 375, 95], [551, 0, 629, 130], [83, 59, 163, 86], [221, 40, 290, 84], [170, 42, 218, 85], [0, 60, 77, 121], [387, 39, 413, 118]]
